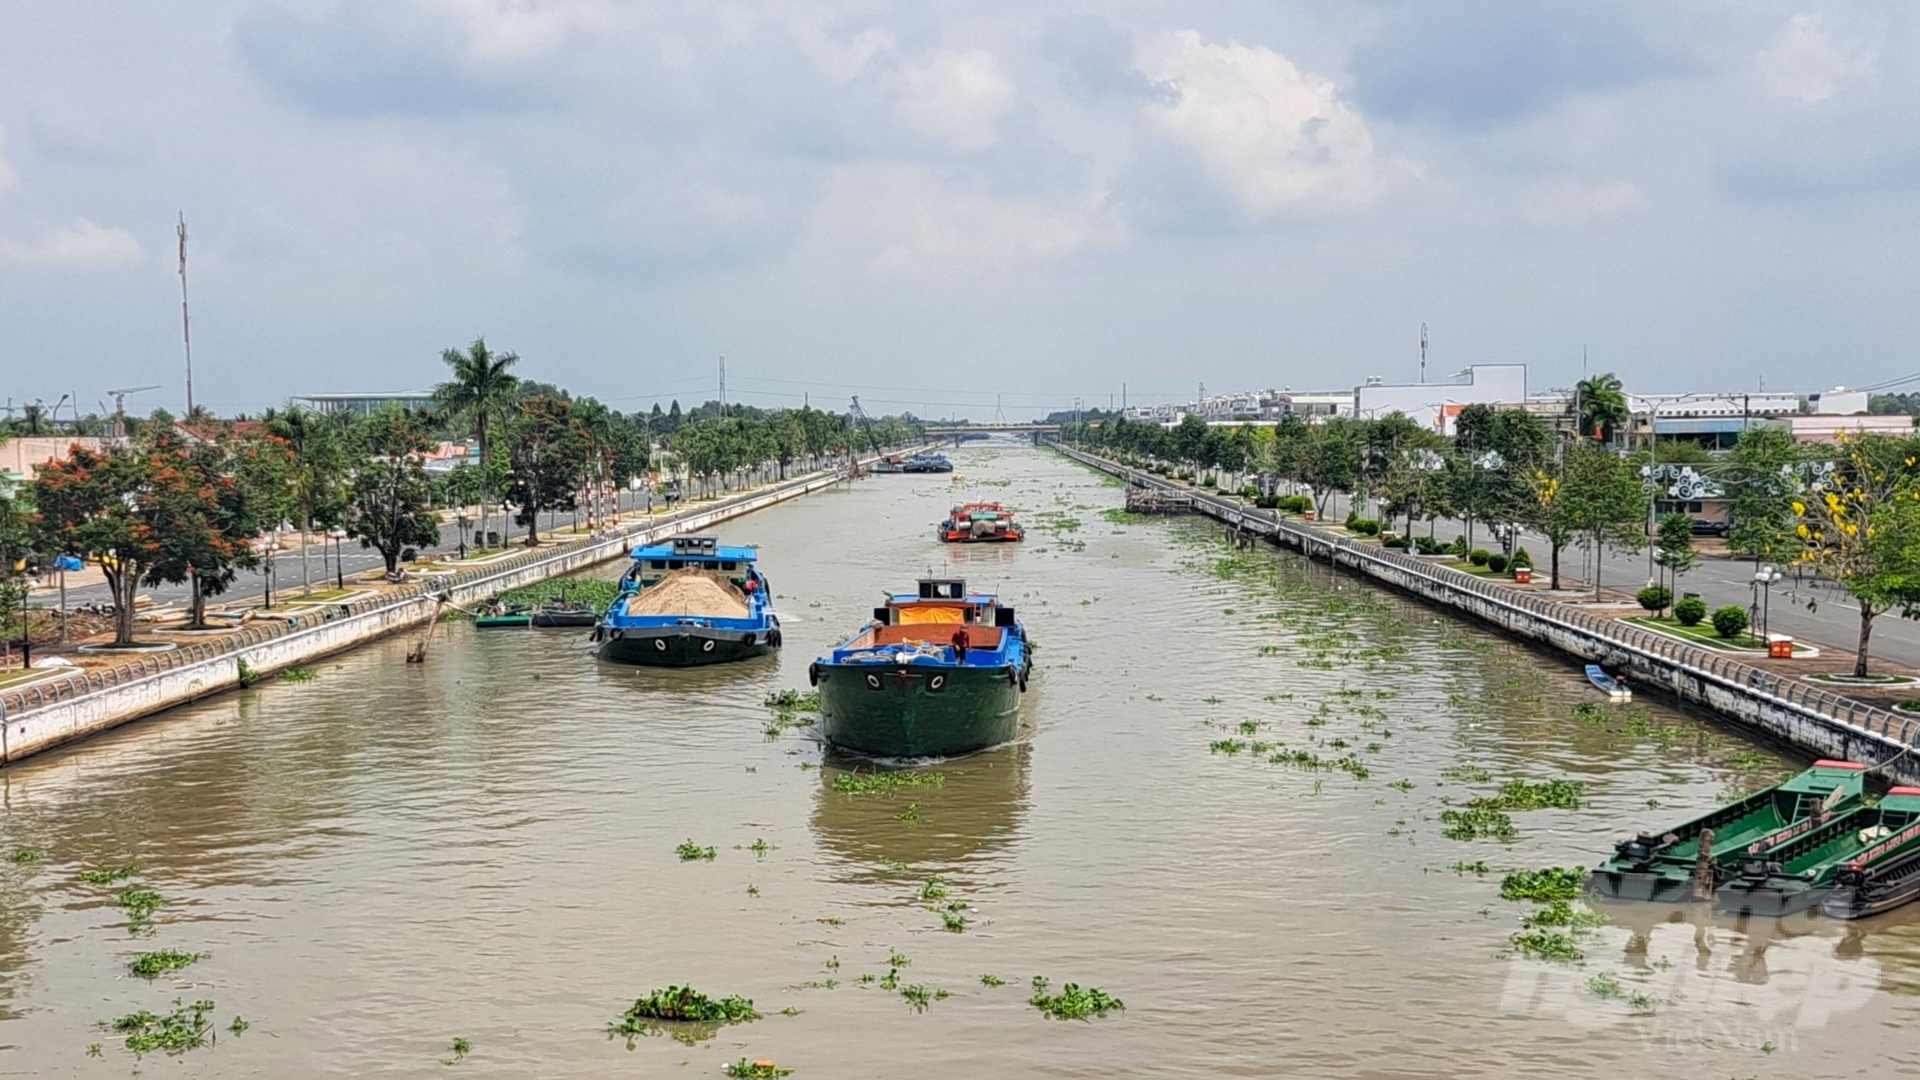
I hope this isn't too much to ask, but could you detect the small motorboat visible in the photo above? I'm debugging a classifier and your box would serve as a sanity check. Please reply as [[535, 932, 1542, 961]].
[[474, 605, 532, 629], [1586, 664, 1631, 701], [531, 600, 597, 628], [939, 502, 1024, 543]]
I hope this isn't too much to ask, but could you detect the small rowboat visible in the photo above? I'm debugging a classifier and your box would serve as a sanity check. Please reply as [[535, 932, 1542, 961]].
[[474, 607, 531, 630], [1586, 664, 1631, 701]]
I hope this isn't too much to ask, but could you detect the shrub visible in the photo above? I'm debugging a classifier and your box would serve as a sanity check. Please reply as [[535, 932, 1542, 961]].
[[1636, 585, 1673, 613], [1280, 495, 1313, 513], [1384, 536, 1408, 550], [1468, 549, 1491, 567], [1344, 513, 1360, 529], [1414, 536, 1446, 554], [1711, 605, 1750, 639], [1673, 597, 1707, 626], [1511, 547, 1533, 569], [1486, 553, 1509, 573], [1240, 485, 1260, 500], [1254, 495, 1280, 509], [1200, 474, 1218, 488], [1448, 535, 1470, 557], [1351, 518, 1380, 536]]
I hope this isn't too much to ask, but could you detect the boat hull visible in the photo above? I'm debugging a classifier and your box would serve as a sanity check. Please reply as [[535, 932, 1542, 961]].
[[939, 532, 1023, 543], [474, 615, 531, 630], [817, 663, 1022, 757], [1716, 878, 1826, 917], [532, 611, 597, 628], [596, 625, 777, 667], [1586, 867, 1704, 904]]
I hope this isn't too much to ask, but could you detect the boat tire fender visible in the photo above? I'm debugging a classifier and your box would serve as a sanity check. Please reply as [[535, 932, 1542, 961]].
[[808, 662, 820, 687], [768, 629, 782, 648], [653, 638, 667, 652]]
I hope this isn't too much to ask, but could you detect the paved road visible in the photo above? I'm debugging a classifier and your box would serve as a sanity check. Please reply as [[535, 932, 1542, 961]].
[[1314, 491, 1914, 671]]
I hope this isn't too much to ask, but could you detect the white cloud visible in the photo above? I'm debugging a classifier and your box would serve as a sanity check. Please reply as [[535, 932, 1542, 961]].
[[3, 219, 146, 269], [1520, 177, 1644, 226], [1755, 13, 1875, 104], [893, 51, 1016, 153], [1134, 30, 1384, 217], [809, 164, 1120, 274], [0, 124, 17, 195]]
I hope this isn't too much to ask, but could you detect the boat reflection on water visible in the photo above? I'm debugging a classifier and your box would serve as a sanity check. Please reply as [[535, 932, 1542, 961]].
[[1593, 895, 1911, 997], [809, 742, 1030, 882], [591, 649, 776, 695]]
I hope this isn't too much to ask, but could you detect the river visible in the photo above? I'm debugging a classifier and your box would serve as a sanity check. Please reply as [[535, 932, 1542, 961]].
[[1, 443, 1916, 1078]]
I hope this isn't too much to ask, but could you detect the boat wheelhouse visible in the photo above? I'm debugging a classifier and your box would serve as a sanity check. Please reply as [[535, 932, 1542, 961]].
[[1587, 760, 1868, 902], [594, 536, 780, 666], [939, 502, 1024, 543], [810, 577, 1031, 758]]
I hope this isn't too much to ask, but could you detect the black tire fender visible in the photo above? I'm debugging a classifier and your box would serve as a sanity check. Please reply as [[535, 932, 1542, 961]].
[[808, 661, 820, 687]]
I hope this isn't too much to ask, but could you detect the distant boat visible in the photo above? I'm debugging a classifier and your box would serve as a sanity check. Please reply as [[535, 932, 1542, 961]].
[[810, 577, 1031, 758], [939, 502, 1024, 543], [474, 606, 532, 630], [594, 536, 780, 666], [1586, 664, 1631, 701], [901, 453, 954, 474], [531, 599, 597, 628]]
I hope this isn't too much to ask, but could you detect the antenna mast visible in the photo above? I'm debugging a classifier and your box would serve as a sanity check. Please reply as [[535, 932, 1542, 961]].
[[1419, 322, 1428, 384], [178, 213, 194, 416], [718, 355, 726, 414]]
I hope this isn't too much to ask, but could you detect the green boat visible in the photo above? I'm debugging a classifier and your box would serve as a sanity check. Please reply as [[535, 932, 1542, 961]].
[[809, 578, 1031, 758], [474, 606, 532, 630], [1588, 760, 1867, 902], [1719, 787, 1920, 916]]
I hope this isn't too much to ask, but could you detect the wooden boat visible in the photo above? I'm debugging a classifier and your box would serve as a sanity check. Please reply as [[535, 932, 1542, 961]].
[[1585, 663, 1631, 701], [872, 455, 906, 474], [810, 577, 1031, 758], [474, 607, 531, 630], [593, 536, 780, 666], [1719, 787, 1920, 916], [939, 502, 1024, 543], [531, 601, 597, 628], [1587, 760, 1868, 902]]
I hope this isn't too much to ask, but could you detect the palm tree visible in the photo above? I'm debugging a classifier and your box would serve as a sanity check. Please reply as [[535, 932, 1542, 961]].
[[434, 339, 521, 551], [267, 405, 346, 596], [1573, 373, 1631, 444]]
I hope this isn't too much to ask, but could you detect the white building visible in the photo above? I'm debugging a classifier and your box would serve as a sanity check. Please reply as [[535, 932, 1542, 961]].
[[1352, 364, 1527, 436], [1807, 386, 1870, 415]]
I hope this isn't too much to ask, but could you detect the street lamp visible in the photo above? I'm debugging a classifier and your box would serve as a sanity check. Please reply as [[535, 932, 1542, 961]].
[[331, 529, 346, 589], [1753, 564, 1783, 639], [456, 510, 470, 561]]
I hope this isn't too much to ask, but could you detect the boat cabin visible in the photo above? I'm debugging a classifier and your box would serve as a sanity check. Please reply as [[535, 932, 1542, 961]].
[[624, 536, 760, 588], [842, 577, 1017, 651]]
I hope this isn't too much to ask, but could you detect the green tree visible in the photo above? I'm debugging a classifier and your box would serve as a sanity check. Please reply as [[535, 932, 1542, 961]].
[[1725, 425, 1802, 567], [1572, 373, 1631, 444], [343, 410, 444, 576], [433, 338, 521, 552], [1296, 417, 1362, 518], [1790, 432, 1920, 676], [504, 395, 591, 544], [1653, 512, 1699, 611], [1558, 442, 1648, 599], [266, 405, 350, 596]]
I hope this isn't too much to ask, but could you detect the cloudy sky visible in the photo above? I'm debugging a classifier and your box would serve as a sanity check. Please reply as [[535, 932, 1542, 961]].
[[3, 1, 1917, 419]]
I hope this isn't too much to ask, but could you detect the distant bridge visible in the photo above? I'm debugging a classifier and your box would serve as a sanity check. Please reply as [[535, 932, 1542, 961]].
[[920, 423, 1061, 438]]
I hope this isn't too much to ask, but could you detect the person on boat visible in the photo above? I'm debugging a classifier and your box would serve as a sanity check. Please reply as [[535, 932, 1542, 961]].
[[949, 626, 972, 660]]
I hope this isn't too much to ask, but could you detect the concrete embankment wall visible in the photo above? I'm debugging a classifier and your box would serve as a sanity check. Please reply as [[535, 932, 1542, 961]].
[[0, 459, 883, 765], [1053, 444, 1920, 786]]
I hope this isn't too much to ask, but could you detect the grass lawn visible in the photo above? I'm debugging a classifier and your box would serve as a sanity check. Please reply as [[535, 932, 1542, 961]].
[[0, 668, 64, 691], [1621, 615, 1803, 654]]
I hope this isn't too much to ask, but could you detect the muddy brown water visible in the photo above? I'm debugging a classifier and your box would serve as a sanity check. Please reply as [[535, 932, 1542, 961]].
[[1, 445, 1917, 1078]]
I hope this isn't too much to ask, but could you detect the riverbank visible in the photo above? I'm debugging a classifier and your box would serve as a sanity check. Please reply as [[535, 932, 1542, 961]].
[[0, 452, 919, 765], [1050, 443, 1920, 785]]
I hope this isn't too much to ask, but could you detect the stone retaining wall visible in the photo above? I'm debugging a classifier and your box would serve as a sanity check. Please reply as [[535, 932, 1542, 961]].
[[1054, 444, 1920, 785]]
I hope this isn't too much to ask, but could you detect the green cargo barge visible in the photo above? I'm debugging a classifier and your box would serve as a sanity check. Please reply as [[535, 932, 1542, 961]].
[[1720, 787, 1920, 916], [1587, 760, 1867, 902]]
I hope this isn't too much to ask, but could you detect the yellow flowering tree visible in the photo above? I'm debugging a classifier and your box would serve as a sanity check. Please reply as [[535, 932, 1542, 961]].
[[1791, 433, 1920, 676]]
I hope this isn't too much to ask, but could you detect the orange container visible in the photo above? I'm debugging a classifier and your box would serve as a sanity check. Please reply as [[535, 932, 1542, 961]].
[[1513, 568, 1532, 584], [1769, 637, 1793, 659]]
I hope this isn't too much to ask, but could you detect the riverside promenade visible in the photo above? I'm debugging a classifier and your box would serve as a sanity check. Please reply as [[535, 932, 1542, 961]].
[[1052, 443, 1920, 786], [0, 453, 908, 765]]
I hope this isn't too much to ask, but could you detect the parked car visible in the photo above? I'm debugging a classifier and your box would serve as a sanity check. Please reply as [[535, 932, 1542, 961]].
[[1690, 518, 1730, 538]]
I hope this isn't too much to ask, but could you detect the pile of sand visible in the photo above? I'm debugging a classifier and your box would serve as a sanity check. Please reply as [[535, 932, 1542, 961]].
[[624, 569, 750, 619]]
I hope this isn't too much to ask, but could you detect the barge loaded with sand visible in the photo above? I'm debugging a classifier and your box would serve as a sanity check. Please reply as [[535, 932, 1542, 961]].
[[593, 536, 781, 666]]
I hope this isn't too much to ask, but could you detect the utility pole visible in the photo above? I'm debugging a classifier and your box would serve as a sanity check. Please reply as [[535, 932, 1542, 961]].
[[178, 213, 195, 417], [718, 355, 726, 415], [1419, 322, 1428, 384]]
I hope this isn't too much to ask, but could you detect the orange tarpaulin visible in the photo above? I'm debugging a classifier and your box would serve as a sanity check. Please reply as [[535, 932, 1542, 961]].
[[896, 605, 966, 625]]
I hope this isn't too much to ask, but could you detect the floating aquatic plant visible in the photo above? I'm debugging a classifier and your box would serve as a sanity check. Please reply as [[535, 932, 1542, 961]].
[[279, 668, 318, 682], [1500, 868, 1585, 903], [439, 1036, 471, 1065], [101, 998, 215, 1057], [1524, 900, 1606, 932], [610, 987, 759, 1036], [7, 849, 40, 864], [1439, 765, 1492, 784], [896, 803, 921, 822], [1028, 977, 1124, 1021], [980, 974, 1005, 987], [832, 772, 945, 795], [80, 866, 141, 886], [1440, 808, 1518, 843], [1468, 779, 1585, 812], [229, 1016, 249, 1035], [676, 841, 718, 862], [127, 950, 203, 979], [116, 887, 165, 929], [764, 689, 822, 713], [1508, 930, 1584, 963], [724, 1059, 793, 1078], [899, 984, 949, 1011]]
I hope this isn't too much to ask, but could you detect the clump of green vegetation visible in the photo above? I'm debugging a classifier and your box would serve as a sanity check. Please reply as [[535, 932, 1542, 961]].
[[101, 998, 215, 1057], [832, 771, 946, 795], [7, 849, 40, 864], [764, 689, 822, 713], [279, 667, 318, 682], [899, 983, 950, 1011], [1450, 861, 1490, 876], [980, 974, 1005, 987], [939, 909, 967, 933], [1524, 900, 1607, 932], [493, 578, 620, 615], [1209, 739, 1247, 755], [1587, 973, 1660, 1013], [676, 841, 717, 862], [740, 838, 778, 857], [1029, 977, 1125, 1021], [1440, 765, 1493, 783], [1508, 930, 1584, 963], [1468, 778, 1585, 812], [128, 950, 204, 979], [1500, 867, 1586, 902], [439, 1036, 471, 1065], [229, 1016, 249, 1035], [724, 1060, 793, 1078], [610, 987, 759, 1036], [116, 887, 165, 929], [80, 866, 140, 885], [1440, 808, 1518, 843], [897, 803, 921, 822]]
